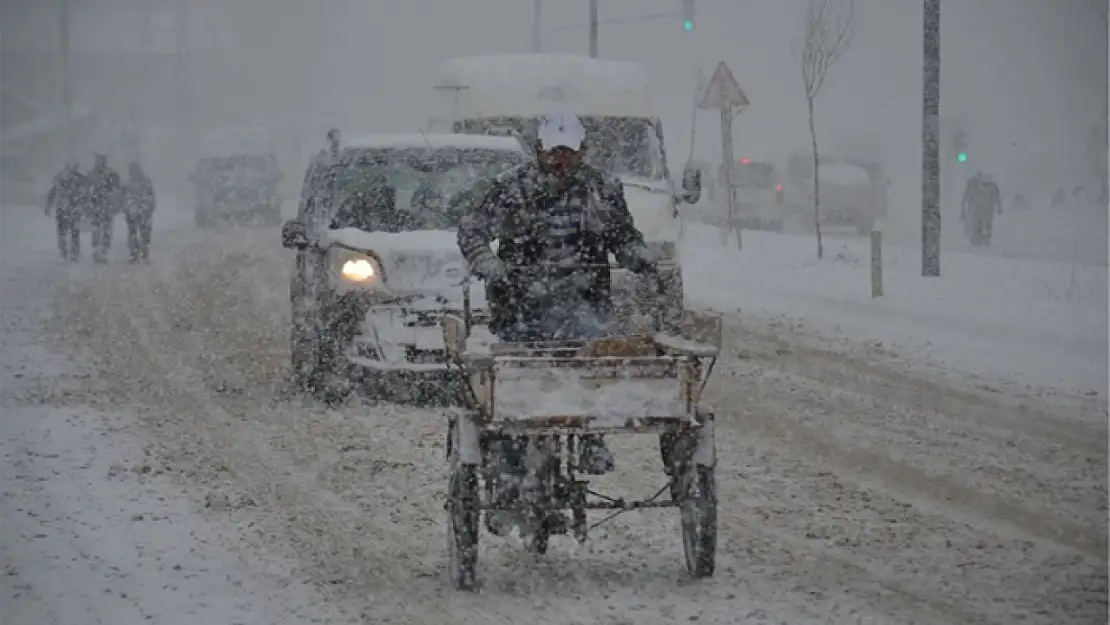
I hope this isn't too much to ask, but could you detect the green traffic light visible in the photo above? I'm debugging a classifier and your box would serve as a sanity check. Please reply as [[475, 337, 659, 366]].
[[957, 152, 967, 163], [684, 19, 693, 31]]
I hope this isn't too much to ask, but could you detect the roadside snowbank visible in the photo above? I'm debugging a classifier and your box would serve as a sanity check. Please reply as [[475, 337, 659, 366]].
[[680, 223, 1108, 399]]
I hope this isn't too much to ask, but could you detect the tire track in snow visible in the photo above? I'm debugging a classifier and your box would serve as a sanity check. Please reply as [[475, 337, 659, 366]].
[[600, 438, 976, 625], [700, 417, 1104, 625], [726, 323, 1107, 454], [744, 367, 1104, 554], [695, 324, 1106, 623], [55, 261, 533, 625], [709, 327, 1107, 558]]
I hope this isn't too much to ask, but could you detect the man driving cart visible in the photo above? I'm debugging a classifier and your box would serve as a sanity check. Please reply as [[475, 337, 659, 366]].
[[457, 112, 662, 488]]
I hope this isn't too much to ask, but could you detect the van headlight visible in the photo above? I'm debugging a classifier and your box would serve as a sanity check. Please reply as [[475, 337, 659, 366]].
[[330, 247, 382, 289], [342, 258, 376, 281]]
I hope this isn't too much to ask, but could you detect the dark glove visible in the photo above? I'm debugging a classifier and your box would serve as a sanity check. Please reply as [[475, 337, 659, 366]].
[[626, 244, 664, 274], [469, 252, 507, 282], [281, 220, 309, 249]]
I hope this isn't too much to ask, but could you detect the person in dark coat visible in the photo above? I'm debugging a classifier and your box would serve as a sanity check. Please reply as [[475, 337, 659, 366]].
[[86, 154, 122, 263], [123, 161, 156, 263], [46, 162, 88, 261], [961, 171, 1002, 246], [458, 112, 660, 344], [456, 112, 661, 498]]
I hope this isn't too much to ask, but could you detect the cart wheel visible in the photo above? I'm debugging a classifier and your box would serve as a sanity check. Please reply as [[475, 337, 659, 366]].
[[524, 528, 548, 555], [447, 463, 480, 591], [522, 511, 550, 554], [659, 432, 677, 475], [482, 472, 505, 536], [680, 465, 717, 578], [572, 505, 587, 544]]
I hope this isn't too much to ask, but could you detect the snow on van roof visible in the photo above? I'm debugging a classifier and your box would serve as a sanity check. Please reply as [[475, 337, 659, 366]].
[[434, 54, 656, 119], [342, 133, 526, 152]]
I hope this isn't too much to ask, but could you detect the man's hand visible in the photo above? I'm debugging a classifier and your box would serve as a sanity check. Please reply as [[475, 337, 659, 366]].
[[626, 244, 664, 274], [280, 220, 309, 249], [469, 253, 507, 282]]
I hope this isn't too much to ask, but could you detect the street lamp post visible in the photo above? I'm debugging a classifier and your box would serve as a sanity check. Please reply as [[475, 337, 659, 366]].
[[58, 0, 73, 166], [922, 0, 941, 277], [589, 0, 598, 58], [532, 0, 542, 53]]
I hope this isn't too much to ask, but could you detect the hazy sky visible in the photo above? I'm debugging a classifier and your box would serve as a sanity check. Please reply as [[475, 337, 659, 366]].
[[217, 0, 1105, 192], [4, 0, 1106, 218]]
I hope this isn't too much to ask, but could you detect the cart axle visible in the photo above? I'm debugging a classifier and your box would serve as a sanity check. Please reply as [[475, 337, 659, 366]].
[[478, 499, 679, 512]]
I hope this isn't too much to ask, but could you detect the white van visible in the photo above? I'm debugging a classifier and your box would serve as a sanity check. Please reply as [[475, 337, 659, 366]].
[[432, 54, 701, 247]]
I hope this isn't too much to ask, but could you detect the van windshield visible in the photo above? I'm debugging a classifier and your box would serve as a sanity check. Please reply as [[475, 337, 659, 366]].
[[455, 116, 665, 181], [331, 145, 525, 231]]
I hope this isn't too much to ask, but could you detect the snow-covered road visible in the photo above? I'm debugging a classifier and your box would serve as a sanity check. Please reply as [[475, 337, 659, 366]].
[[1, 211, 347, 625], [2, 206, 1106, 624]]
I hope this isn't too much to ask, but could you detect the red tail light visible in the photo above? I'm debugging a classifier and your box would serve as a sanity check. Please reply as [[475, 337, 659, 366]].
[[740, 157, 751, 165]]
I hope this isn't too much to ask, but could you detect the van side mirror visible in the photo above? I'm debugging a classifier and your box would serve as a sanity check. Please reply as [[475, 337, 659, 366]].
[[281, 219, 309, 250], [681, 165, 702, 204]]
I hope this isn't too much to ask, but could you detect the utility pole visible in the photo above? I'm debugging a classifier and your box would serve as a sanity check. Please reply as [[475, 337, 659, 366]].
[[721, 104, 739, 249], [532, 0, 542, 53], [124, 0, 155, 164], [58, 0, 73, 166], [588, 0, 598, 58], [173, 0, 190, 196], [922, 0, 941, 277]]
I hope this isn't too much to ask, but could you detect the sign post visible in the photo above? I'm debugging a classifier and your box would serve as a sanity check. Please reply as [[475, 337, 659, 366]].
[[698, 61, 749, 249]]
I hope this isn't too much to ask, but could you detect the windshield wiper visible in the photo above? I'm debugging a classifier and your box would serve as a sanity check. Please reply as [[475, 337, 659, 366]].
[[621, 180, 670, 194]]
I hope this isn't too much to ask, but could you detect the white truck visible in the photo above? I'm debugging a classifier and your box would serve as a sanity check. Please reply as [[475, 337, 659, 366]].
[[432, 54, 701, 331]]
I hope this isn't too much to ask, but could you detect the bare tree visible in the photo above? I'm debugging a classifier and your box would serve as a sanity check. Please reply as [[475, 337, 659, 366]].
[[796, 0, 855, 259]]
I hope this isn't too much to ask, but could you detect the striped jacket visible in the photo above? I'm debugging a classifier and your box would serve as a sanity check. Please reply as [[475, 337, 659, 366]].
[[457, 161, 648, 333]]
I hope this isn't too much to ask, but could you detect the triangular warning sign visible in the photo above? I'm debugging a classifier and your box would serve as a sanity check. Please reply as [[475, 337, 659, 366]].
[[698, 61, 749, 110]]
